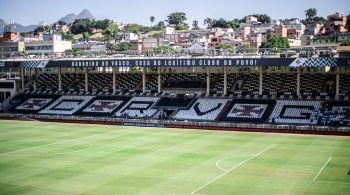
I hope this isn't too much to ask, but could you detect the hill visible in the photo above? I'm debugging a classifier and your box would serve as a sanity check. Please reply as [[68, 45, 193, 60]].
[[58, 9, 96, 24], [0, 9, 96, 34]]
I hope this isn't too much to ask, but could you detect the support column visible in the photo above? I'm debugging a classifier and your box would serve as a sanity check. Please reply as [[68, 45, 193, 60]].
[[157, 67, 161, 93], [112, 67, 116, 94], [21, 68, 25, 90], [259, 66, 263, 95], [142, 68, 146, 93], [33, 68, 38, 91], [223, 66, 227, 96], [335, 66, 340, 99], [297, 67, 301, 96], [58, 67, 62, 91], [206, 67, 210, 95], [85, 68, 88, 92], [29, 68, 32, 79]]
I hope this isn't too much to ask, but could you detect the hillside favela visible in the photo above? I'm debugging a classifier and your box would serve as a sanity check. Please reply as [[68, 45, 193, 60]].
[[0, 0, 349, 194]]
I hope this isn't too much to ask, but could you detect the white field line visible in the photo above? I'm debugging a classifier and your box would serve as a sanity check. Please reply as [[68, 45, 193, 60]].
[[0, 129, 115, 156], [313, 156, 332, 182], [192, 144, 276, 195], [215, 155, 254, 172]]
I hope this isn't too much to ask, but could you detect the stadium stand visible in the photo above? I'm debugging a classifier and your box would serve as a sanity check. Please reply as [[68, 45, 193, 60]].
[[11, 94, 60, 113], [39, 96, 94, 115], [29, 73, 142, 92], [321, 101, 350, 126], [154, 95, 194, 109], [340, 74, 350, 96], [162, 73, 208, 89], [263, 74, 297, 96], [1, 59, 349, 129], [175, 98, 229, 121], [221, 99, 276, 123], [211, 74, 237, 94], [115, 97, 160, 118], [239, 73, 260, 95], [79, 96, 130, 116], [300, 74, 335, 96], [269, 100, 322, 125]]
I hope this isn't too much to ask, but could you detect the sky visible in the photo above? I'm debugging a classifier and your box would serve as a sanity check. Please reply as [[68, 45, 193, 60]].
[[0, 0, 349, 27]]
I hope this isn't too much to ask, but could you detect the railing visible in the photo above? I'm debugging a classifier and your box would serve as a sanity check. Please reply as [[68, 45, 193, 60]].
[[0, 113, 349, 133], [0, 47, 339, 60]]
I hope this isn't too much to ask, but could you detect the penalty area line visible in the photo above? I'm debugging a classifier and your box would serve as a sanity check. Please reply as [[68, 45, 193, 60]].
[[191, 144, 276, 195]]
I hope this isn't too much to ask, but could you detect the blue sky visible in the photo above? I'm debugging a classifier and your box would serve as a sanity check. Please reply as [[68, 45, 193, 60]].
[[0, 0, 349, 26]]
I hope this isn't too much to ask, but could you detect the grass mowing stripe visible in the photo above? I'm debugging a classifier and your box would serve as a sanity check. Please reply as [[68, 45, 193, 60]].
[[191, 144, 276, 195], [0, 129, 113, 156], [1, 120, 349, 195], [313, 156, 332, 182]]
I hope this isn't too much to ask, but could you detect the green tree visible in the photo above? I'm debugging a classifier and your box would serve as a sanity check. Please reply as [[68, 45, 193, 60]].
[[148, 46, 174, 53], [82, 32, 90, 40], [203, 18, 213, 29], [211, 18, 229, 28], [94, 19, 111, 30], [124, 23, 146, 33], [175, 24, 189, 30], [227, 19, 240, 29], [150, 16, 155, 26], [34, 25, 51, 35], [216, 44, 233, 49], [192, 20, 200, 30], [153, 21, 165, 30], [70, 19, 94, 34], [340, 40, 350, 46], [166, 12, 188, 29], [305, 8, 318, 21], [103, 23, 118, 39], [57, 21, 67, 26], [62, 33, 74, 41], [255, 14, 271, 23], [301, 16, 326, 25], [109, 42, 133, 51], [260, 36, 290, 49], [210, 18, 241, 29]]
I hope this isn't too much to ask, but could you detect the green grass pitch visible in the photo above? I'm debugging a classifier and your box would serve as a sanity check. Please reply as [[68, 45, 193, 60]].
[[0, 120, 349, 195]]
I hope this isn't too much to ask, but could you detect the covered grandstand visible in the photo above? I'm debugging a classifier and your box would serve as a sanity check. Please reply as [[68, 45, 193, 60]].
[[0, 55, 349, 134]]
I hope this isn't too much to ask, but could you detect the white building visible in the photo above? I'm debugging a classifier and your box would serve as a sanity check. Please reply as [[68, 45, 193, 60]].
[[24, 34, 72, 55], [163, 27, 176, 35], [288, 39, 302, 47], [245, 16, 258, 24], [184, 41, 208, 52]]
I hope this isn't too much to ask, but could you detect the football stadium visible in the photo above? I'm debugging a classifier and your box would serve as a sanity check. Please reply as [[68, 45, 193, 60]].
[[1, 0, 350, 194], [0, 53, 349, 194]]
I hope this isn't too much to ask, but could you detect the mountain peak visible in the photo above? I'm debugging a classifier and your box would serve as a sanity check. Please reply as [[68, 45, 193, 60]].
[[76, 9, 96, 20], [57, 9, 95, 24], [80, 9, 90, 13], [0, 9, 97, 33]]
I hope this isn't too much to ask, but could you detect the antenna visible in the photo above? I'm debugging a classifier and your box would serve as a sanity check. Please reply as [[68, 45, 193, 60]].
[[4, 20, 16, 32]]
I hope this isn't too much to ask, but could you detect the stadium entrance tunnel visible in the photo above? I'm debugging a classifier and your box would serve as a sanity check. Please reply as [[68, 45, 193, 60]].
[[0, 139, 93, 156]]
